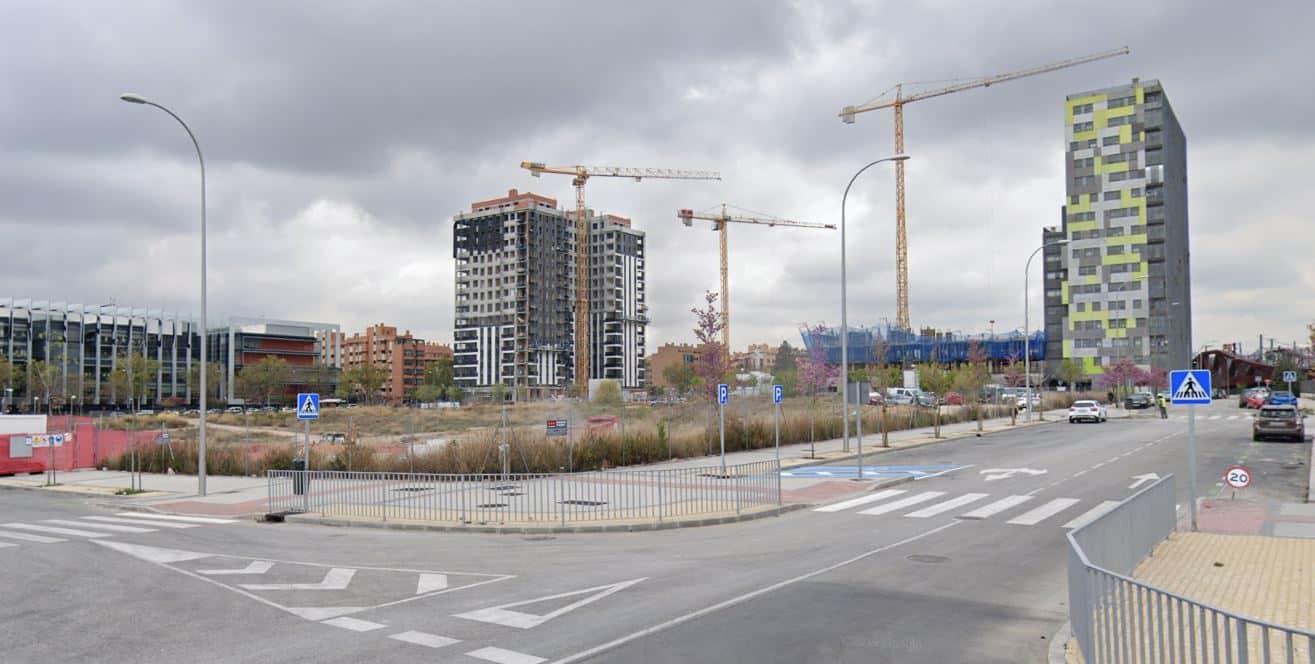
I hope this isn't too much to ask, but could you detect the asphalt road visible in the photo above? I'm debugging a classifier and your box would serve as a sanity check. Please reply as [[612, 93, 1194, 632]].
[[0, 399, 1305, 663]]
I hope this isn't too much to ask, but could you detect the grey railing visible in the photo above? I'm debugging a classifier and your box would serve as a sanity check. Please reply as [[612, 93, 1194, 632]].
[[1067, 474, 1315, 663], [267, 459, 781, 526]]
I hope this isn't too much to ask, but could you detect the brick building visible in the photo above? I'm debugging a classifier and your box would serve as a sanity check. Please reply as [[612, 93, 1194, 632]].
[[341, 323, 452, 405], [646, 343, 700, 389]]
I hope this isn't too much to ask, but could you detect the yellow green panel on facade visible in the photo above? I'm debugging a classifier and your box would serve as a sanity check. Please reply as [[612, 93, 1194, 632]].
[[1070, 309, 1109, 324], [1135, 85, 1144, 104], [1108, 328, 1127, 339], [1063, 339, 1073, 356], [1118, 125, 1132, 143], [1068, 220, 1098, 232], [1061, 282, 1069, 305], [1102, 252, 1141, 266], [1083, 356, 1103, 374], [1097, 160, 1130, 175], [1086, 274, 1099, 285]]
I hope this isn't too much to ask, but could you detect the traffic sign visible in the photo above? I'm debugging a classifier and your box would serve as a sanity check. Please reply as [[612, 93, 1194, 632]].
[[1223, 465, 1251, 489], [717, 384, 729, 405], [1283, 370, 1298, 383], [296, 393, 320, 420], [1169, 370, 1211, 405], [546, 419, 569, 437], [773, 384, 784, 405]]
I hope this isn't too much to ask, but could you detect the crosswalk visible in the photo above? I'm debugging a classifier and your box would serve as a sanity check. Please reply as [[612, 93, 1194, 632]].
[[0, 512, 236, 551], [1160, 414, 1249, 422], [814, 489, 1122, 529]]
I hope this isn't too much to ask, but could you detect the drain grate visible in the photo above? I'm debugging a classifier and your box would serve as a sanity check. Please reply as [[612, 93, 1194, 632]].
[[392, 487, 428, 492], [907, 554, 951, 564], [488, 485, 518, 491], [560, 499, 608, 506], [697, 473, 736, 480], [475, 503, 509, 509], [501, 492, 525, 496]]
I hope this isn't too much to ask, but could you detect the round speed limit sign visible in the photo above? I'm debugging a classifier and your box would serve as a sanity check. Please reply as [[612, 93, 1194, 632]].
[[1224, 465, 1252, 489]]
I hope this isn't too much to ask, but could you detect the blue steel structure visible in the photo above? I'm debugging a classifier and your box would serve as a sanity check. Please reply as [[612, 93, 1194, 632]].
[[800, 324, 1045, 365]]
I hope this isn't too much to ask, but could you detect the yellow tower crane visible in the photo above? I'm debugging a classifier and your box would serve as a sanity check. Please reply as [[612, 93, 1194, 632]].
[[677, 205, 835, 359], [839, 46, 1130, 330], [522, 161, 720, 392]]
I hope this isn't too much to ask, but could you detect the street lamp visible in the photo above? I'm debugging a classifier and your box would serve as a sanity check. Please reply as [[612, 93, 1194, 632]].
[[121, 93, 209, 496], [840, 155, 910, 456], [1024, 239, 1069, 422]]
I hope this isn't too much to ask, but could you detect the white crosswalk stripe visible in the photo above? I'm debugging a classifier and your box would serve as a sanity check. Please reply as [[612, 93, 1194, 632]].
[[44, 519, 157, 534], [1007, 499, 1081, 526], [904, 493, 989, 518], [114, 512, 237, 525], [0, 529, 66, 544], [857, 491, 946, 516], [2, 523, 111, 538], [813, 490, 907, 513], [81, 516, 199, 529], [959, 495, 1033, 519], [0, 542, 15, 549], [1062, 501, 1122, 529], [1208, 415, 1221, 420]]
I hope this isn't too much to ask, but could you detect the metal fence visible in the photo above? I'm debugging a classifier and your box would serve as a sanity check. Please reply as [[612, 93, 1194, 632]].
[[267, 459, 781, 526], [1067, 474, 1315, 663]]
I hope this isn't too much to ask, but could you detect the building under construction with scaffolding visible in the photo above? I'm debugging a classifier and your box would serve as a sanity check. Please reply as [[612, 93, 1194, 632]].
[[800, 324, 1045, 368], [452, 189, 646, 396]]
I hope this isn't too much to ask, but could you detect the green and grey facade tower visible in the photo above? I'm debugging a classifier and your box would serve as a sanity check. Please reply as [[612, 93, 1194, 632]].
[[1044, 78, 1191, 382]]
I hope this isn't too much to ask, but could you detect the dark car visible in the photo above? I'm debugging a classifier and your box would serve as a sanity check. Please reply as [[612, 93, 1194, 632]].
[[1124, 393, 1154, 409], [1253, 405, 1306, 442]]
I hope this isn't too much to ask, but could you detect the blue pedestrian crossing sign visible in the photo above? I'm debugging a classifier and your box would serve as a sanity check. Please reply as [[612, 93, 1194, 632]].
[[773, 384, 784, 405], [1169, 370, 1211, 405], [296, 392, 320, 420], [717, 384, 729, 405]]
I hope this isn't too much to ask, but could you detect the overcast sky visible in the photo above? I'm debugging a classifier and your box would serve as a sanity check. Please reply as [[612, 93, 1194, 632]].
[[3, 1, 1312, 356]]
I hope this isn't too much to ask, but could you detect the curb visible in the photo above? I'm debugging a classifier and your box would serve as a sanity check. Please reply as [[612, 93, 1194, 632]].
[[272, 503, 809, 535], [1308, 440, 1314, 504], [786, 415, 1062, 468], [1048, 621, 1075, 664]]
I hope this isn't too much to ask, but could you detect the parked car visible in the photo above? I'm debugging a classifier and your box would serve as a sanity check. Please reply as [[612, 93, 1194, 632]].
[[942, 392, 965, 406], [1239, 388, 1269, 408], [1124, 393, 1154, 409], [885, 387, 917, 405], [1068, 400, 1108, 423], [1245, 392, 1267, 409], [224, 406, 243, 414], [1015, 393, 1041, 411], [1253, 405, 1306, 442], [1265, 392, 1299, 406], [320, 432, 347, 444], [915, 392, 937, 408], [867, 392, 885, 406]]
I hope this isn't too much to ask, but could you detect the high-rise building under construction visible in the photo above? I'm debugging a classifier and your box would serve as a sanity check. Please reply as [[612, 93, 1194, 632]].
[[1044, 78, 1191, 381]]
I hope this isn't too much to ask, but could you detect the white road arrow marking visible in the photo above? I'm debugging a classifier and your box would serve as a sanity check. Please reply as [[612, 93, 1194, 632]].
[[199, 561, 275, 576], [241, 568, 355, 591], [1128, 473, 1160, 490], [979, 468, 1048, 482], [93, 540, 212, 563], [455, 578, 646, 629], [417, 573, 448, 595]]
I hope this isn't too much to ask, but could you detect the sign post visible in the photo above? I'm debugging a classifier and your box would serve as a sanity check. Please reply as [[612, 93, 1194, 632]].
[[296, 392, 320, 513], [1223, 465, 1251, 493], [717, 384, 729, 474], [773, 384, 783, 504], [1170, 369, 1211, 531]]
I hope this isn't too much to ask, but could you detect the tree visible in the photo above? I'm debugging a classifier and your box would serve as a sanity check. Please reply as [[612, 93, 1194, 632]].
[[594, 379, 622, 406], [690, 291, 730, 403], [1147, 365, 1168, 393], [237, 356, 290, 406], [772, 341, 796, 373], [774, 367, 798, 397], [1001, 353, 1025, 387], [662, 361, 697, 395], [1058, 359, 1086, 391], [413, 383, 444, 403], [1098, 357, 1148, 397], [341, 363, 389, 405], [26, 361, 57, 412], [918, 362, 952, 397], [423, 358, 455, 397], [798, 326, 840, 396], [186, 362, 225, 404], [871, 336, 889, 369], [107, 365, 131, 405]]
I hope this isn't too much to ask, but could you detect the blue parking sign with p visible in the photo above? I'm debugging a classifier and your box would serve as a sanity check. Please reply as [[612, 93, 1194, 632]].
[[296, 392, 320, 420], [717, 384, 729, 405], [773, 384, 784, 405]]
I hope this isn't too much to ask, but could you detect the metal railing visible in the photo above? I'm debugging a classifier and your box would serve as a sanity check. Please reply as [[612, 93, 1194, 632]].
[[1067, 474, 1315, 663], [267, 459, 781, 526]]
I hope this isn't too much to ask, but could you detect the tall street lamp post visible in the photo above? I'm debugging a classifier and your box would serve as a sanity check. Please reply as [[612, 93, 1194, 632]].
[[840, 155, 910, 454], [120, 93, 209, 496], [1024, 240, 1069, 423]]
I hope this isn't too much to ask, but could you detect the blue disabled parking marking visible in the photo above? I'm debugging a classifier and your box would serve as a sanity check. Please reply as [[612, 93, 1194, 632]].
[[780, 464, 966, 479]]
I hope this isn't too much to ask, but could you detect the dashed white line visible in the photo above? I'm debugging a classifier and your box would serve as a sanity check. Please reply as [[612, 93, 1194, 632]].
[[321, 617, 385, 632], [388, 630, 459, 648], [468, 646, 547, 664]]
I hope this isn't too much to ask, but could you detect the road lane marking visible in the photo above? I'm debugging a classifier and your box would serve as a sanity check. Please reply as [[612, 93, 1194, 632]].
[[959, 495, 1033, 519], [417, 573, 448, 594], [2, 523, 111, 538], [813, 490, 907, 513], [913, 464, 974, 480], [1062, 501, 1122, 529], [321, 617, 385, 632], [388, 631, 459, 648], [550, 521, 961, 664], [468, 647, 547, 664], [43, 519, 156, 534], [456, 578, 647, 629], [82, 516, 198, 529], [241, 568, 355, 591], [0, 542, 14, 548], [114, 513, 237, 524], [904, 493, 989, 518], [1007, 498, 1081, 526], [857, 491, 946, 516], [199, 561, 275, 576], [0, 529, 66, 543]]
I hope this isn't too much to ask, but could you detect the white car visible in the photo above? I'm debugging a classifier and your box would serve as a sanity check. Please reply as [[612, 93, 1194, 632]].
[[1068, 400, 1108, 423], [1015, 394, 1041, 410]]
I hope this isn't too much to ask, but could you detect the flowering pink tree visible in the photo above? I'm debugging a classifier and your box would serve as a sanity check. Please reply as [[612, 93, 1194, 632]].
[[1098, 358, 1151, 396], [1002, 352, 1025, 387], [690, 291, 730, 403], [1147, 365, 1168, 392], [798, 325, 840, 397]]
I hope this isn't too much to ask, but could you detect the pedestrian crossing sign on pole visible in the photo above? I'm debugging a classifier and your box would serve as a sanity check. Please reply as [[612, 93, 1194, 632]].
[[1169, 370, 1211, 405], [296, 393, 320, 420]]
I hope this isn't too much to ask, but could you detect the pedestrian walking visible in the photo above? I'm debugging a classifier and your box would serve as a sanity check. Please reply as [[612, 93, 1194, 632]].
[[1107, 391, 1115, 406], [1157, 393, 1168, 419]]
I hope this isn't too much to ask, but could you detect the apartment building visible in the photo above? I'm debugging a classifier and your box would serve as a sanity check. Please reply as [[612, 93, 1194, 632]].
[[588, 214, 647, 388], [1044, 78, 1191, 380], [341, 323, 452, 404]]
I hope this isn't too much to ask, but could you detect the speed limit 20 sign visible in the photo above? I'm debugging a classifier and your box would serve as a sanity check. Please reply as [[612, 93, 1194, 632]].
[[1223, 465, 1252, 489]]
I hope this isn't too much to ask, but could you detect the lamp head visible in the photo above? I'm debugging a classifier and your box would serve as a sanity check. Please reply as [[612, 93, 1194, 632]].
[[890, 154, 910, 162], [119, 93, 149, 105]]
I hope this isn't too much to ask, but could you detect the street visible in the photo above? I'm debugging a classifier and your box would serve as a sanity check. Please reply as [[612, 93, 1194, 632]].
[[0, 399, 1306, 663]]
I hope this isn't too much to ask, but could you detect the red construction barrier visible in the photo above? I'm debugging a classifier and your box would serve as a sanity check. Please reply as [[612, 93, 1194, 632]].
[[0, 418, 158, 475]]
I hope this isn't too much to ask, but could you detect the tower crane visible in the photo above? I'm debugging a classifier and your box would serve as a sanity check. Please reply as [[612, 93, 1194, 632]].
[[522, 161, 720, 392], [839, 46, 1130, 330], [677, 205, 835, 359]]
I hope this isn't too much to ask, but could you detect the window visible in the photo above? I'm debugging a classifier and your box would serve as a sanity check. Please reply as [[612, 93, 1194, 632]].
[[1069, 195, 1081, 205], [1075, 339, 1099, 349], [1144, 92, 1162, 105], [1130, 188, 1143, 198], [1103, 191, 1121, 201], [1107, 245, 1125, 255], [1109, 171, 1128, 182], [1074, 175, 1096, 187], [1074, 121, 1094, 132], [1107, 95, 1136, 109], [1133, 299, 1143, 309], [1091, 302, 1102, 312], [1108, 115, 1134, 127], [1078, 265, 1098, 276], [1102, 135, 1121, 146], [1073, 157, 1094, 169], [1045, 289, 1062, 298], [1110, 264, 1132, 273], [1089, 193, 1099, 202], [1108, 300, 1127, 310], [1072, 102, 1095, 114], [1069, 142, 1080, 152], [1075, 302, 1086, 312]]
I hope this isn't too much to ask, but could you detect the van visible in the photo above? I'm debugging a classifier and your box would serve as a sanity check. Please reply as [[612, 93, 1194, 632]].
[[320, 432, 347, 444], [885, 387, 917, 405]]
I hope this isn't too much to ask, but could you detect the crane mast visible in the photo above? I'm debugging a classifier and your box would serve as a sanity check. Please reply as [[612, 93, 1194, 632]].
[[839, 46, 1129, 331]]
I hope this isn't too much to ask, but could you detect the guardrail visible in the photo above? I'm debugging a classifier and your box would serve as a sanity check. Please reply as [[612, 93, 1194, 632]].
[[268, 459, 781, 526], [1067, 474, 1315, 663]]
